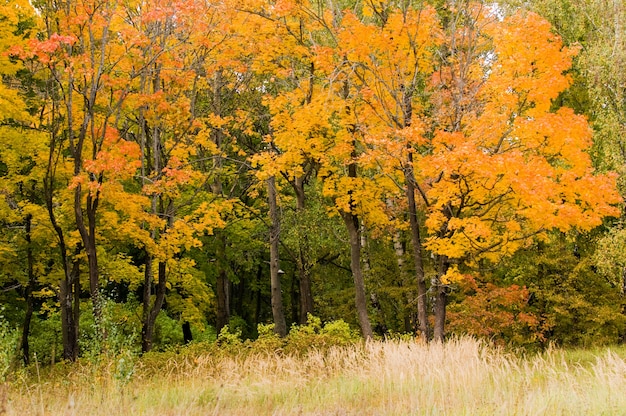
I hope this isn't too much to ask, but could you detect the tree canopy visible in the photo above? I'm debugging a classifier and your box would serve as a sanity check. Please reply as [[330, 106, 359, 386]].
[[0, 0, 623, 361]]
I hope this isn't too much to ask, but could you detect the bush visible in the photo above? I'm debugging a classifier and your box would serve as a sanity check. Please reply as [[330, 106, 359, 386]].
[[284, 315, 360, 354]]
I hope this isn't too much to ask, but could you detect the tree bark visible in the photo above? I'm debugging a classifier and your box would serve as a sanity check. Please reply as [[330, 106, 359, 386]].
[[268, 176, 287, 336], [298, 266, 313, 323], [45, 146, 79, 360], [341, 210, 373, 339], [75, 187, 102, 331], [404, 156, 430, 339], [433, 256, 449, 342], [293, 176, 313, 323], [20, 215, 34, 366], [142, 257, 167, 353], [182, 321, 193, 344], [215, 232, 230, 333]]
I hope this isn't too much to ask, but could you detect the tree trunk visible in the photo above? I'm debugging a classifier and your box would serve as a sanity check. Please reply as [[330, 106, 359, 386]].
[[290, 270, 300, 324], [404, 156, 430, 339], [215, 232, 230, 333], [45, 125, 80, 361], [268, 176, 287, 336], [215, 267, 230, 333], [142, 257, 167, 353], [298, 266, 313, 323], [433, 256, 449, 342], [182, 322, 193, 344], [293, 176, 313, 323], [342, 211, 374, 339], [72, 257, 80, 359], [141, 255, 154, 352], [75, 185, 102, 333], [20, 215, 34, 366]]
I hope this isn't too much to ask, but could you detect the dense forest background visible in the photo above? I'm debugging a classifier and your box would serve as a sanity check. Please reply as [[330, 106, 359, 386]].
[[1, 0, 626, 365]]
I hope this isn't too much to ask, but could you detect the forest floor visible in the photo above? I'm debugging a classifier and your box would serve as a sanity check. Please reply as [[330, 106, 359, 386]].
[[3, 337, 626, 415]]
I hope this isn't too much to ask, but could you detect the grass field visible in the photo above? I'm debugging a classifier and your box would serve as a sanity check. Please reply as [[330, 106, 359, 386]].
[[3, 337, 626, 415]]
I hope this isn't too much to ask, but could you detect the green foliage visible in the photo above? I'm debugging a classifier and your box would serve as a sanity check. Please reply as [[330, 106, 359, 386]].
[[113, 348, 135, 388], [80, 299, 139, 361], [253, 323, 283, 351], [216, 325, 243, 347], [215, 315, 360, 354], [493, 233, 626, 348], [284, 315, 359, 353], [27, 313, 61, 366], [0, 311, 18, 381]]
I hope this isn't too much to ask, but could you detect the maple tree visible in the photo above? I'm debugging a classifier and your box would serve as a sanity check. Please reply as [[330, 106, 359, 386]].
[[0, 0, 63, 361], [331, 3, 442, 338], [420, 4, 620, 340]]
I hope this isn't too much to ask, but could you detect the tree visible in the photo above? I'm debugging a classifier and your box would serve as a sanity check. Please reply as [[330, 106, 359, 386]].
[[0, 0, 70, 361], [421, 5, 619, 340], [332, 3, 442, 338]]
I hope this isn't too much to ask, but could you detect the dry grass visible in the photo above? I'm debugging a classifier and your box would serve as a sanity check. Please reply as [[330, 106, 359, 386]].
[[5, 337, 626, 415]]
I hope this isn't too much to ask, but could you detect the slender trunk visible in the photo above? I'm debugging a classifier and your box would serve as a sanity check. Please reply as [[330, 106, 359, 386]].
[[20, 215, 34, 366], [433, 256, 449, 342], [77, 190, 101, 329], [342, 211, 373, 339], [215, 232, 230, 333], [182, 322, 192, 344], [360, 225, 371, 273], [59, 247, 80, 361], [210, 71, 232, 333], [293, 176, 313, 323], [298, 266, 313, 324], [142, 257, 167, 353], [255, 264, 262, 327], [400, 79, 430, 339], [215, 268, 230, 332], [291, 271, 300, 325], [51, 226, 78, 362], [71, 256, 80, 360], [45, 120, 79, 361], [405, 156, 429, 339], [339, 121, 373, 339], [268, 176, 287, 336], [141, 254, 154, 352]]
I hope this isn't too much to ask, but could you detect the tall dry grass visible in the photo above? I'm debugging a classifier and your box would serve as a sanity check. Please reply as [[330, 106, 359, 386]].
[[4, 337, 626, 415]]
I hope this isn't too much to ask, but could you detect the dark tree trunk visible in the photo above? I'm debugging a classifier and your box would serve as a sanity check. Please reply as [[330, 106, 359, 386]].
[[75, 185, 102, 333], [20, 215, 34, 366], [215, 233, 230, 333], [399, 81, 430, 340], [404, 157, 430, 339], [182, 322, 193, 344], [45, 124, 80, 361], [215, 268, 230, 333], [268, 176, 287, 337], [292, 176, 313, 323], [59, 249, 80, 362], [290, 270, 300, 325], [298, 266, 313, 324], [255, 264, 262, 327], [142, 257, 167, 353], [342, 210, 373, 339]]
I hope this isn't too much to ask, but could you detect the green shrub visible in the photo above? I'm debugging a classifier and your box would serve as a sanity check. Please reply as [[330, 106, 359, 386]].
[[284, 315, 360, 354]]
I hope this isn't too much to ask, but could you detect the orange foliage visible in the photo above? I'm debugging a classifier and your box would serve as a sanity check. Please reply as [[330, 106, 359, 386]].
[[447, 275, 549, 345]]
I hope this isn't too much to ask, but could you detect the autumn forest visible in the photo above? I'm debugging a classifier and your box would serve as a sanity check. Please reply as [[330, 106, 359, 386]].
[[1, 0, 626, 374]]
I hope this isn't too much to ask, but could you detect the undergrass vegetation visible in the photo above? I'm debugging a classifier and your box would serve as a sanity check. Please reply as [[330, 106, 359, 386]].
[[4, 323, 626, 415]]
